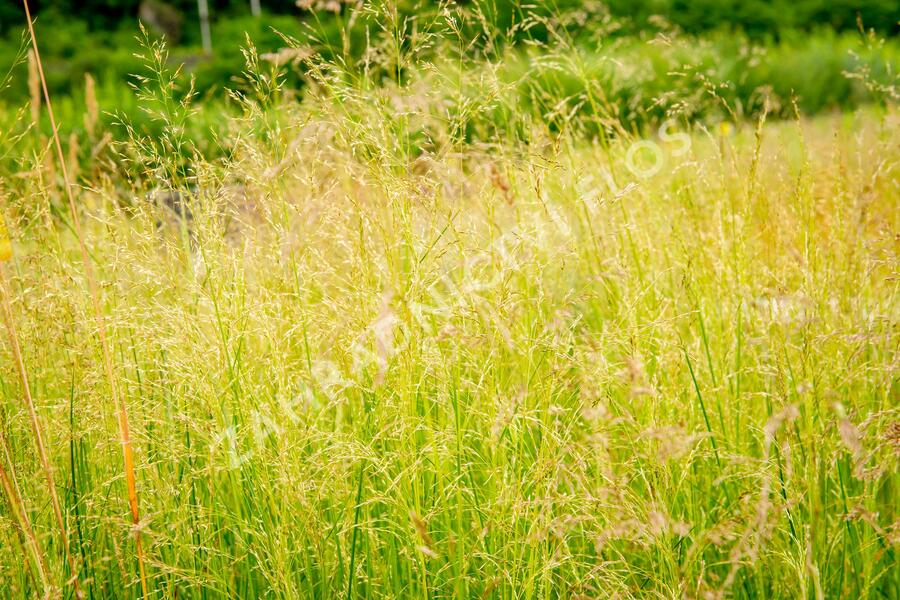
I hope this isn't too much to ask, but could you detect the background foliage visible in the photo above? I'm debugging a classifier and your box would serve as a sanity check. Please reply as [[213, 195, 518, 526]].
[[0, 1, 896, 157]]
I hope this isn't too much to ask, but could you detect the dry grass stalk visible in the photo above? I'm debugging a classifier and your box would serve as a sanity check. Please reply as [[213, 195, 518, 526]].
[[0, 432, 51, 596], [83, 73, 98, 139], [27, 49, 39, 126], [0, 262, 81, 597], [67, 132, 80, 183], [20, 1, 149, 595]]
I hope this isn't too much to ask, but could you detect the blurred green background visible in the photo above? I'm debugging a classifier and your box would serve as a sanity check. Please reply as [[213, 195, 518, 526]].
[[0, 1, 897, 146]]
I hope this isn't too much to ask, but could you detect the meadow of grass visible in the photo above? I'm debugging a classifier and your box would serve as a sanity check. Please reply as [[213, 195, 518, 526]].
[[0, 3, 898, 599]]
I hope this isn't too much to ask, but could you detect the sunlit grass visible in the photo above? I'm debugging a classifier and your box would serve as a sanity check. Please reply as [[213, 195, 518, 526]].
[[0, 4, 897, 599]]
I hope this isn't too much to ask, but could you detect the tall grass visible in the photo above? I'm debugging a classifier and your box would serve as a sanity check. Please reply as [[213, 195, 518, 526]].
[[17, 0, 147, 595], [0, 2, 897, 598]]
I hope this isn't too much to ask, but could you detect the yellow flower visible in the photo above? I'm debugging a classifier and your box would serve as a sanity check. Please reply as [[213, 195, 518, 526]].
[[719, 121, 733, 137], [0, 217, 11, 262]]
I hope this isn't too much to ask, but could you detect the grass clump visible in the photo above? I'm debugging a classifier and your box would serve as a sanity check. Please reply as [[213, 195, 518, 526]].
[[0, 3, 898, 599]]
